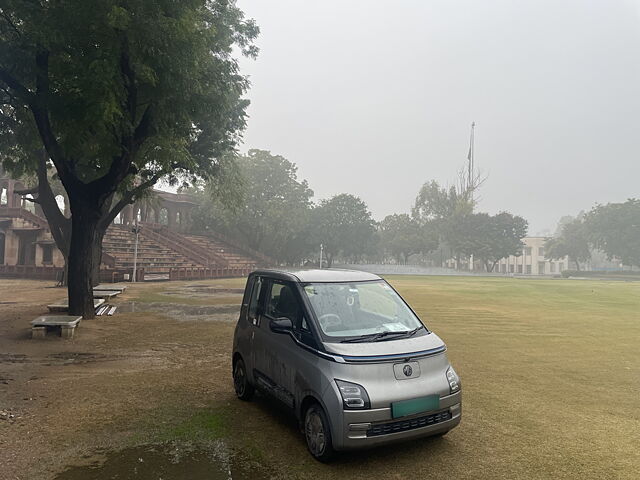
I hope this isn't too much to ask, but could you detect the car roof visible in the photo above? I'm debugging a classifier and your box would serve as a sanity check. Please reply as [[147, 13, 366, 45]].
[[251, 268, 382, 283]]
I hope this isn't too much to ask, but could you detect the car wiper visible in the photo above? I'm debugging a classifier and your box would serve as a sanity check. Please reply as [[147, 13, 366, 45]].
[[340, 327, 423, 343], [371, 326, 423, 342], [340, 334, 379, 343]]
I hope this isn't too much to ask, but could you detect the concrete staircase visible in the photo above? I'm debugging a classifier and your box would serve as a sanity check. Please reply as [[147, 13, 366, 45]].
[[102, 225, 202, 273]]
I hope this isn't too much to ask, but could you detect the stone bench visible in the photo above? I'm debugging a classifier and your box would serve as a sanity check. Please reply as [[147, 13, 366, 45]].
[[31, 315, 82, 339], [92, 290, 121, 299], [94, 284, 127, 293], [47, 298, 105, 313]]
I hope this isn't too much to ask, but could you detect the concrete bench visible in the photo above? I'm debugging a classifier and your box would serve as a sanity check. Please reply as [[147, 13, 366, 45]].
[[31, 315, 82, 339], [94, 284, 127, 293], [92, 290, 121, 299], [47, 298, 105, 313]]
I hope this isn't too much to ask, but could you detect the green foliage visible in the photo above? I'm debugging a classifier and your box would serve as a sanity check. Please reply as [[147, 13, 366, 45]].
[[546, 216, 590, 270], [379, 213, 438, 263], [585, 199, 640, 267], [191, 149, 314, 263], [412, 180, 473, 224], [445, 212, 528, 271], [0, 0, 258, 190], [310, 194, 377, 266]]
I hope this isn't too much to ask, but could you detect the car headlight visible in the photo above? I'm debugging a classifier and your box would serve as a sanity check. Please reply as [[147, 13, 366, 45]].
[[335, 379, 370, 409], [446, 366, 460, 394]]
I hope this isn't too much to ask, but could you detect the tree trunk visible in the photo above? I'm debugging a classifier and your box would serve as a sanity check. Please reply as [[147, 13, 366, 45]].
[[67, 204, 102, 318], [326, 253, 333, 268], [574, 259, 581, 271], [91, 237, 104, 286]]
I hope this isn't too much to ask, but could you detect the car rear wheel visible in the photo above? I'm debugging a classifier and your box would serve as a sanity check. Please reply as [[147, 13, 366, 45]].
[[233, 357, 254, 401], [304, 403, 335, 462]]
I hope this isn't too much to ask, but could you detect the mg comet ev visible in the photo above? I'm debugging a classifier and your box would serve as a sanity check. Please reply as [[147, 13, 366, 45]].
[[232, 269, 461, 461]]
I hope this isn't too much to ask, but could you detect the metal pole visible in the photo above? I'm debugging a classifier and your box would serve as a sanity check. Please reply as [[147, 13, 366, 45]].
[[468, 121, 475, 200], [319, 243, 323, 269], [132, 217, 140, 282]]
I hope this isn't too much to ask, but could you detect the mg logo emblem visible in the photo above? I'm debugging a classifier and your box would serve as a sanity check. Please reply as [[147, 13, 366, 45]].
[[403, 364, 413, 377]]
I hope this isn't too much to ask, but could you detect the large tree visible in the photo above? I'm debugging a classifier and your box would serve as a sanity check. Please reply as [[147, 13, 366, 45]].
[[411, 180, 473, 224], [310, 194, 376, 267], [411, 180, 475, 267], [546, 216, 590, 271], [0, 1, 258, 317], [379, 213, 438, 264], [191, 149, 314, 264], [585, 199, 640, 268], [446, 212, 528, 272]]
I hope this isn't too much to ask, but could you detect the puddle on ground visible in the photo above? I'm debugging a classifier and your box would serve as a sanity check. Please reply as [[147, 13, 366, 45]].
[[155, 285, 244, 301], [117, 302, 240, 322], [55, 443, 269, 480]]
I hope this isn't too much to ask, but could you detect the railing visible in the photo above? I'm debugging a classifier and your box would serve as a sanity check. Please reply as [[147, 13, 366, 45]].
[[139, 226, 223, 267], [169, 266, 252, 281], [193, 229, 275, 267], [0, 264, 62, 280], [153, 224, 230, 267]]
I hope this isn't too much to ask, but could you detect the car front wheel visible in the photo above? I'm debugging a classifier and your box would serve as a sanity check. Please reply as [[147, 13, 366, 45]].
[[304, 403, 335, 462]]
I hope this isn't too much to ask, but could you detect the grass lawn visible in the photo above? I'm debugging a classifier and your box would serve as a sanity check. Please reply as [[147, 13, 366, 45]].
[[2, 276, 638, 479], [373, 275, 640, 479]]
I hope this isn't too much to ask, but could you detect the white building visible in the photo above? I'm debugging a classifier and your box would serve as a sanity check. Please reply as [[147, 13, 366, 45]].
[[495, 236, 569, 275]]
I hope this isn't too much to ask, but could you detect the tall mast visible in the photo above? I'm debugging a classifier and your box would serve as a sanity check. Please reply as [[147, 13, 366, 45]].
[[467, 121, 475, 199]]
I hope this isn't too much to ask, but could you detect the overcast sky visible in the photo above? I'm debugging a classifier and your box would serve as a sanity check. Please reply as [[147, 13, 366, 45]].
[[235, 0, 640, 234]]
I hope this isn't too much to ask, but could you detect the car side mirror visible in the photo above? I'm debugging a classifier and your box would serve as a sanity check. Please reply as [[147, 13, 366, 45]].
[[270, 317, 293, 334]]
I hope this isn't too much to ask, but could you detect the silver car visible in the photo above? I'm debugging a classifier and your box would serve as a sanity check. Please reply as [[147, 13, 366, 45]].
[[232, 269, 461, 461]]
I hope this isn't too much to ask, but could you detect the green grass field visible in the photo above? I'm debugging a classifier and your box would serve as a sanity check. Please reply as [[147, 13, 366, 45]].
[[224, 275, 640, 479], [377, 276, 640, 479]]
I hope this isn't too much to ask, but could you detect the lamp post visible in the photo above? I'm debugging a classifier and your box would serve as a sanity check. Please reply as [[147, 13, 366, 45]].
[[319, 243, 324, 269], [131, 218, 141, 282]]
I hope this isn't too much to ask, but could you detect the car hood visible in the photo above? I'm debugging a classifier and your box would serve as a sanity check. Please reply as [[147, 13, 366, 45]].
[[322, 331, 446, 358]]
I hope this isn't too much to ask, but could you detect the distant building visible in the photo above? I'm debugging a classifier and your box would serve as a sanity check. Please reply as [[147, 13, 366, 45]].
[[495, 236, 569, 275]]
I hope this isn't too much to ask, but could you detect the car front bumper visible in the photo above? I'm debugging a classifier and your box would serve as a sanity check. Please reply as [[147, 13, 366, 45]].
[[335, 390, 462, 450]]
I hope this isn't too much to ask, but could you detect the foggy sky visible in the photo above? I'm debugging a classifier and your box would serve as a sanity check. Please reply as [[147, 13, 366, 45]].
[[236, 0, 640, 234]]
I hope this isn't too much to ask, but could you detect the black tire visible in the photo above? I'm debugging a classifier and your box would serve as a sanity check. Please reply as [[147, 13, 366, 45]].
[[304, 403, 335, 462], [233, 357, 254, 401]]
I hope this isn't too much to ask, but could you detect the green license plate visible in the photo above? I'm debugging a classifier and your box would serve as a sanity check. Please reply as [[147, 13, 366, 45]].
[[391, 395, 440, 419]]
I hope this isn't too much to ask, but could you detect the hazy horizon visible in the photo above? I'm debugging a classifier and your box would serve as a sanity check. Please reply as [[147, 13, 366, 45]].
[[233, 0, 640, 235]]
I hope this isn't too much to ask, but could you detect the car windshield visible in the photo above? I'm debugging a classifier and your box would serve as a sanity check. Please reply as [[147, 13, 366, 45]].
[[302, 280, 425, 340]]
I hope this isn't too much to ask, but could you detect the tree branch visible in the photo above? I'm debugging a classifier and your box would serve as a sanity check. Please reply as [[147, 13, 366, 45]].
[[0, 65, 33, 102], [29, 49, 82, 197], [91, 35, 150, 198], [0, 10, 22, 37], [100, 170, 165, 229]]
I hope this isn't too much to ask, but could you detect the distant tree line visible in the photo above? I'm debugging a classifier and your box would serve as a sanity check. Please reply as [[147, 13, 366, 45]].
[[546, 199, 640, 270], [189, 149, 529, 269]]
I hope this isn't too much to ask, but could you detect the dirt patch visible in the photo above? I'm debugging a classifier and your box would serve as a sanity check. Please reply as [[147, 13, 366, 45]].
[[0, 278, 248, 480]]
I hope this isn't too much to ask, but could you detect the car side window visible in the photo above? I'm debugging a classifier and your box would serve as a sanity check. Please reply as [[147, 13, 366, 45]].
[[265, 281, 307, 332], [247, 276, 263, 326]]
